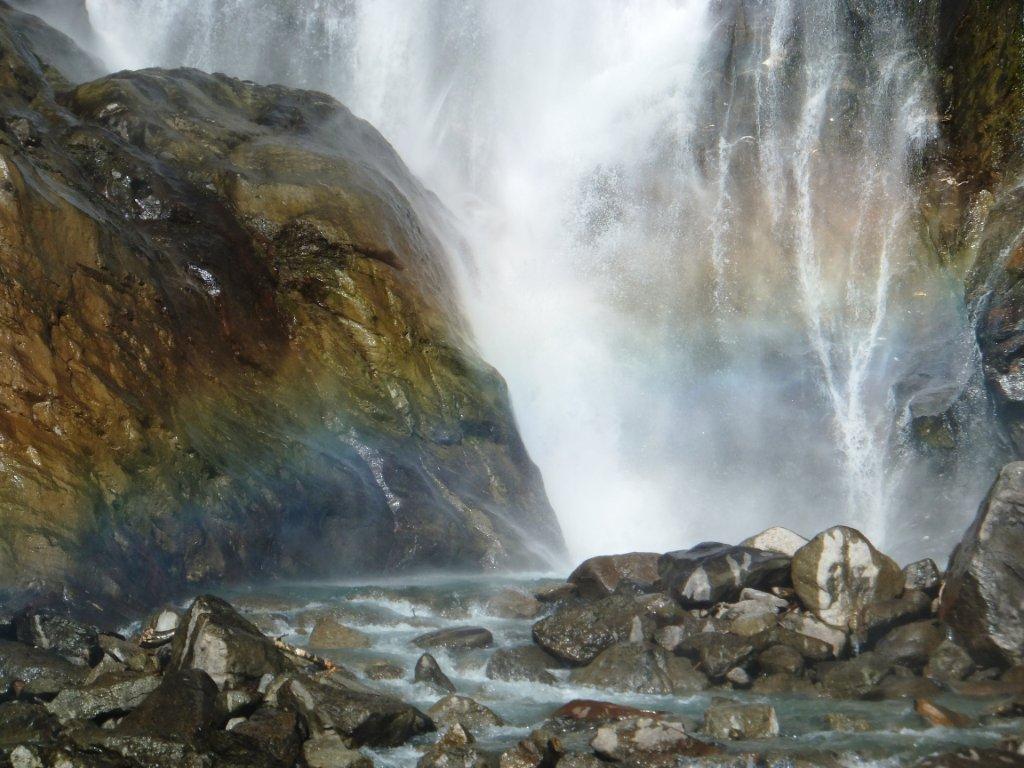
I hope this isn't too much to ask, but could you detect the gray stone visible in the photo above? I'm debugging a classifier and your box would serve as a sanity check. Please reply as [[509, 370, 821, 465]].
[[876, 620, 945, 670], [758, 644, 804, 676], [169, 596, 290, 689], [590, 717, 716, 762], [925, 640, 976, 683], [415, 653, 456, 693], [903, 559, 942, 596], [45, 672, 160, 724], [791, 526, 904, 630], [856, 589, 931, 647], [817, 652, 892, 699], [304, 733, 373, 768], [413, 627, 493, 651], [485, 645, 559, 684], [568, 642, 707, 694]]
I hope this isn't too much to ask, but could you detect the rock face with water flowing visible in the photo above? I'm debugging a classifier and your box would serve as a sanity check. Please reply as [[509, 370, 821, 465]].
[[941, 462, 1024, 666], [0, 5, 562, 609]]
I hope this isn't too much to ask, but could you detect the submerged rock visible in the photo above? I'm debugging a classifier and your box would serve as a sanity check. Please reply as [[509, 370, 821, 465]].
[[414, 627, 494, 651], [702, 698, 779, 740], [590, 716, 718, 762], [941, 462, 1024, 666], [658, 543, 791, 607], [427, 694, 503, 732], [486, 645, 560, 684], [415, 653, 456, 693], [790, 526, 904, 630], [308, 618, 371, 649]]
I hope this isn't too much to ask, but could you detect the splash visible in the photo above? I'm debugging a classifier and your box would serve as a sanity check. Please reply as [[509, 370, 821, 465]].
[[83, 0, 1001, 561]]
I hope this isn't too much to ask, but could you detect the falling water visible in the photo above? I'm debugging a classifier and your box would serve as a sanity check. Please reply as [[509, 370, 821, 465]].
[[78, 0, 1001, 562]]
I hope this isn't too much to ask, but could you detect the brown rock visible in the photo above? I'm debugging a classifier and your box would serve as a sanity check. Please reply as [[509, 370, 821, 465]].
[[914, 698, 973, 728], [308, 618, 371, 649], [568, 553, 660, 600]]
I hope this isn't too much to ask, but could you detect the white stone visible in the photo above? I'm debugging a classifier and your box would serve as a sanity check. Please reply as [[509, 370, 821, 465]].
[[740, 526, 808, 557]]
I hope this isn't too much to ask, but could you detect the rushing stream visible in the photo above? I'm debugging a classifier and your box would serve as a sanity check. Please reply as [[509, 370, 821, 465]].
[[63, 0, 1004, 562], [217, 577, 1017, 766]]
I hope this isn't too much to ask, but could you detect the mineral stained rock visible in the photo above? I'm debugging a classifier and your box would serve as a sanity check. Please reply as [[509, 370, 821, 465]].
[[0, 4, 563, 609]]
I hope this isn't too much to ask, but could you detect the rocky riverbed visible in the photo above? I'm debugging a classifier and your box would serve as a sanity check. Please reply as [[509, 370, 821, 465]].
[[6, 463, 1024, 767]]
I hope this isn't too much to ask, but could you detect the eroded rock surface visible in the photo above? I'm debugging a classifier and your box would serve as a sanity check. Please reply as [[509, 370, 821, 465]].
[[0, 2, 563, 608]]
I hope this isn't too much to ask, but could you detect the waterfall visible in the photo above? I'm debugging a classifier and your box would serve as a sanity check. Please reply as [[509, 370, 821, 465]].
[[83, 0, 1001, 562]]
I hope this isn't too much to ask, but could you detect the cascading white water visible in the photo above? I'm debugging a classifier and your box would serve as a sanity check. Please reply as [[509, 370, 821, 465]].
[[80, 0, 1001, 562]]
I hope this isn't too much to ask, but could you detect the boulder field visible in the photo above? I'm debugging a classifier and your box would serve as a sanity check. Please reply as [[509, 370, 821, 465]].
[[4, 461, 1024, 766], [0, 2, 563, 617]]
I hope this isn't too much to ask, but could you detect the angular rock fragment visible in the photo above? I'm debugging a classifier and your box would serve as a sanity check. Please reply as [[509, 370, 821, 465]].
[[590, 716, 718, 762], [45, 672, 160, 724], [740, 526, 809, 557], [703, 698, 779, 739], [427, 694, 503, 731], [486, 645, 559, 684], [415, 653, 456, 693]]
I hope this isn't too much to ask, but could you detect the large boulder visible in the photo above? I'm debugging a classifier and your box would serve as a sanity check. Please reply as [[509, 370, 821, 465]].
[[790, 526, 904, 629], [0, 3, 564, 608], [876, 621, 945, 670], [941, 462, 1024, 666], [230, 707, 307, 767], [568, 553, 660, 599], [169, 596, 290, 689], [308, 618, 371, 649], [532, 594, 681, 666], [272, 672, 433, 747], [657, 543, 791, 607], [118, 669, 226, 744], [568, 642, 707, 694]]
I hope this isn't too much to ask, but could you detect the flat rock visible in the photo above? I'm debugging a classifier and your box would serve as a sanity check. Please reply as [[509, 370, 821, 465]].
[[740, 526, 809, 557], [45, 672, 160, 723], [13, 610, 101, 667], [550, 699, 654, 722], [791, 526, 904, 629], [941, 462, 1024, 665], [413, 627, 493, 651], [776, 613, 845, 658], [590, 716, 719, 762], [365, 660, 405, 681], [568, 553, 661, 600]]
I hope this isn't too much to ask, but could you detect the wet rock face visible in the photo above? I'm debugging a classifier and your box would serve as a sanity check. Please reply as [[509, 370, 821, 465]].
[[657, 543, 792, 607], [0, 5, 563, 607], [941, 462, 1024, 665], [790, 526, 904, 630]]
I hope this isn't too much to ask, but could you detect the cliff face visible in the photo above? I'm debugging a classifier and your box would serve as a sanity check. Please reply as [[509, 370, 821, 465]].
[[0, 4, 563, 613], [924, 0, 1024, 452]]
